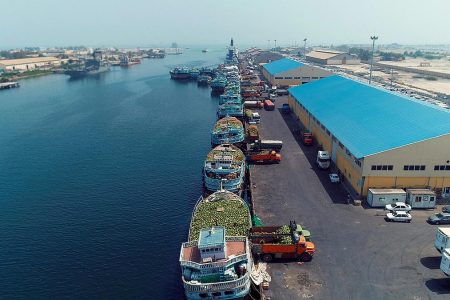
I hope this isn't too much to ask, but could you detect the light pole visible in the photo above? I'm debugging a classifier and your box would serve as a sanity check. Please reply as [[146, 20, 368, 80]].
[[369, 35, 378, 84], [303, 38, 307, 57], [274, 39, 277, 49]]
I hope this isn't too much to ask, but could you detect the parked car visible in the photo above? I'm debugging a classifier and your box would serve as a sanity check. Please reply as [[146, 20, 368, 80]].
[[442, 206, 450, 213], [329, 173, 340, 183], [428, 213, 450, 225], [385, 202, 412, 212], [386, 211, 412, 223]]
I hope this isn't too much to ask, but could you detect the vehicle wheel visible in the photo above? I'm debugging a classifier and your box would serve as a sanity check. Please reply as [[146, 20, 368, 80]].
[[262, 254, 273, 262], [407, 220, 411, 223], [435, 221, 439, 225], [299, 252, 312, 262]]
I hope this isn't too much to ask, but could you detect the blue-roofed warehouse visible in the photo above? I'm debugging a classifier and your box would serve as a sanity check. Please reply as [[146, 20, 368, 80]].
[[288, 75, 450, 197], [261, 57, 332, 87]]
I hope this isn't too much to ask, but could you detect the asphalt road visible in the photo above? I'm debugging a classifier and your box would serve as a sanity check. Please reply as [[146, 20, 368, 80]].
[[249, 95, 450, 300]]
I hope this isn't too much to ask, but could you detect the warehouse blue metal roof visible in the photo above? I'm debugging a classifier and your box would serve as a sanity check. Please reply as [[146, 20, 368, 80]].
[[289, 75, 450, 158], [263, 58, 304, 76]]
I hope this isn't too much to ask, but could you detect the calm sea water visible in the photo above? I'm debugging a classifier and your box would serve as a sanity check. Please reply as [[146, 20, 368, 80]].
[[0, 49, 224, 299]]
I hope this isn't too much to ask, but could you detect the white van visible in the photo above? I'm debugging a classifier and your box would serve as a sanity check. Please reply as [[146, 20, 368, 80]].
[[316, 151, 330, 169]]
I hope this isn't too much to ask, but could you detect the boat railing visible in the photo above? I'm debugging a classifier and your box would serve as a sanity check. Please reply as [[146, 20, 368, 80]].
[[182, 272, 250, 293]]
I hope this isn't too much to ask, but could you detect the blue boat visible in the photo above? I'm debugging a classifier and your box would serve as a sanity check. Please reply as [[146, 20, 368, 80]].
[[211, 77, 227, 94], [217, 103, 244, 119], [180, 190, 252, 300], [211, 117, 245, 146], [219, 93, 241, 105], [203, 144, 246, 193]]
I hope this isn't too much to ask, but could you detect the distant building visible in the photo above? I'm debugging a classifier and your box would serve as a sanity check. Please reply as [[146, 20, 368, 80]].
[[0, 57, 61, 71], [306, 50, 360, 65], [288, 75, 450, 197], [252, 51, 283, 65], [261, 58, 332, 87]]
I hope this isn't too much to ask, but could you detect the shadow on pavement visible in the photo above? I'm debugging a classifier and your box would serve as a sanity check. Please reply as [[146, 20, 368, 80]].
[[420, 256, 442, 269], [425, 278, 450, 294], [278, 109, 353, 205]]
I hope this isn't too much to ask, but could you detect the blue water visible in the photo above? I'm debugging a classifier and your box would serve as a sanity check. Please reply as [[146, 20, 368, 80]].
[[0, 49, 224, 299]]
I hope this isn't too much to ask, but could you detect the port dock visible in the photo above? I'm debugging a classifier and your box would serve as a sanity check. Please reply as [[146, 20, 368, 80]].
[[247, 86, 446, 298], [0, 82, 20, 90]]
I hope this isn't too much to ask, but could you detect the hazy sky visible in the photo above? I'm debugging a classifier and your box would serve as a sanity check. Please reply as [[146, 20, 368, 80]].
[[1, 0, 449, 48]]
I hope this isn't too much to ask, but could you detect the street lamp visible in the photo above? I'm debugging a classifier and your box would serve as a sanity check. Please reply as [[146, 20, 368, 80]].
[[369, 35, 378, 84], [303, 38, 307, 57], [274, 39, 277, 49]]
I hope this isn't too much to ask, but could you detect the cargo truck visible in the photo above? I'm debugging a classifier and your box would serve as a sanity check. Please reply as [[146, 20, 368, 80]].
[[435, 227, 450, 253], [249, 221, 315, 262], [264, 100, 275, 111], [248, 150, 281, 163], [302, 132, 313, 145], [246, 125, 259, 142], [250, 140, 283, 151]]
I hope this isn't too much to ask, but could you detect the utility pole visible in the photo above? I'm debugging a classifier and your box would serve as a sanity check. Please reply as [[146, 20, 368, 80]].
[[303, 38, 307, 57], [369, 35, 378, 85], [274, 39, 277, 49]]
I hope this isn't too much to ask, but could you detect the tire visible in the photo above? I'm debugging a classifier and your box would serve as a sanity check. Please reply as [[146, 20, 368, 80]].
[[435, 221, 440, 225], [407, 220, 411, 223], [262, 254, 273, 262], [299, 252, 312, 262]]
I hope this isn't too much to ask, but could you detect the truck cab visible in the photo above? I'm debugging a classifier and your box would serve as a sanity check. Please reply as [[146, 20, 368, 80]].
[[248, 150, 281, 164], [316, 151, 330, 169], [302, 132, 313, 145]]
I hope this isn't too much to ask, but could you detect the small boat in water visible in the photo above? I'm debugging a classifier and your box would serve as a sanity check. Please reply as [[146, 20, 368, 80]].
[[202, 49, 208, 53], [179, 189, 252, 300]]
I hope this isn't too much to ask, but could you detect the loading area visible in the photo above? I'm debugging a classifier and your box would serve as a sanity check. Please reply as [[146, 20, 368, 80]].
[[248, 94, 450, 299]]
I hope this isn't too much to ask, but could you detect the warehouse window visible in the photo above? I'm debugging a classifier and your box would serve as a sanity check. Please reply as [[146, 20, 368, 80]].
[[326, 129, 330, 136], [294, 77, 301, 79], [275, 77, 283, 79], [435, 165, 450, 171], [373, 165, 393, 171], [321, 124, 325, 130], [404, 165, 426, 171], [338, 142, 344, 149], [284, 77, 292, 79], [312, 77, 319, 79]]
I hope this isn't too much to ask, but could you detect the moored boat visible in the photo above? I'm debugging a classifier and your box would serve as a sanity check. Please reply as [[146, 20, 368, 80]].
[[211, 77, 227, 94], [203, 144, 245, 193], [64, 50, 110, 78], [170, 67, 191, 80], [180, 190, 252, 300], [217, 103, 244, 119], [211, 117, 245, 146]]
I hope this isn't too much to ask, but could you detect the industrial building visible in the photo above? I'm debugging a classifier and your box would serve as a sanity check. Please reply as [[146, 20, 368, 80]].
[[306, 50, 360, 65], [288, 75, 450, 198], [0, 57, 61, 71], [261, 58, 332, 87]]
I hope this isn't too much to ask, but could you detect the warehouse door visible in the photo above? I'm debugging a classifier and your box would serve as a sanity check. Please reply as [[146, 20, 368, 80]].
[[331, 139, 337, 163]]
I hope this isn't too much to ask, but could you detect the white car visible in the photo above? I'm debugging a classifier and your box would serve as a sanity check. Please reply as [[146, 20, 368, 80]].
[[386, 211, 412, 223], [385, 202, 412, 212], [329, 173, 340, 183]]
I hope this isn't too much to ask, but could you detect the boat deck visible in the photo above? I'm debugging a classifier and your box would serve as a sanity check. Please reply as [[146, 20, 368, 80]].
[[182, 241, 246, 264]]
